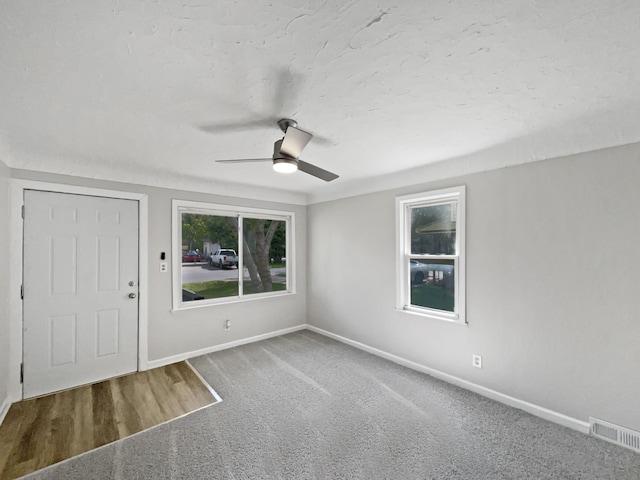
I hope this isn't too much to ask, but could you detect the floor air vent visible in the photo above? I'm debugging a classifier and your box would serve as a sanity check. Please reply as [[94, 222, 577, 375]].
[[590, 417, 640, 453]]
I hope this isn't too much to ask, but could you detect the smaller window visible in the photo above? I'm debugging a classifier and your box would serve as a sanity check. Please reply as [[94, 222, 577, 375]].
[[396, 186, 466, 324]]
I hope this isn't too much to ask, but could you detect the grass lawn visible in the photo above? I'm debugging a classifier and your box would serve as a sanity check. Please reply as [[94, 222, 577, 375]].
[[184, 280, 287, 299], [411, 284, 454, 312]]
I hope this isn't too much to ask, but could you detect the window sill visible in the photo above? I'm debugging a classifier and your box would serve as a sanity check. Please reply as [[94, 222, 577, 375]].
[[173, 290, 296, 312], [395, 307, 467, 326]]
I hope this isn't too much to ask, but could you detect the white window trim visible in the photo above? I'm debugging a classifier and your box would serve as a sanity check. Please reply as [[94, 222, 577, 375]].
[[395, 186, 466, 325], [172, 199, 296, 311]]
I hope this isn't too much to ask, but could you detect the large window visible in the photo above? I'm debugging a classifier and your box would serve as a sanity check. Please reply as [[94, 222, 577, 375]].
[[396, 186, 466, 324], [172, 200, 294, 309]]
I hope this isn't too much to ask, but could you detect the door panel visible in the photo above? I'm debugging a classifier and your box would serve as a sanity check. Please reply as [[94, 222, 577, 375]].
[[49, 314, 77, 366], [23, 190, 139, 398]]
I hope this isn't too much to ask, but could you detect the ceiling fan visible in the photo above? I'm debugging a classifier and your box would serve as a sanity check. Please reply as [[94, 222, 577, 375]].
[[216, 119, 339, 182]]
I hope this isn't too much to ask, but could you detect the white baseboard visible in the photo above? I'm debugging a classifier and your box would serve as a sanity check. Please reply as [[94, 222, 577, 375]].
[[146, 324, 307, 370], [0, 395, 11, 427], [145, 323, 590, 435], [306, 325, 590, 435]]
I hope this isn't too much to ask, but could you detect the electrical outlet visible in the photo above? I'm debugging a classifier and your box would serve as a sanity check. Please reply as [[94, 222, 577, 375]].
[[224, 319, 231, 331], [472, 354, 482, 369], [159, 262, 168, 273]]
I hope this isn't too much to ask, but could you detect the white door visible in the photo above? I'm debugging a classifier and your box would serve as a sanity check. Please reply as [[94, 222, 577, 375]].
[[23, 190, 139, 398]]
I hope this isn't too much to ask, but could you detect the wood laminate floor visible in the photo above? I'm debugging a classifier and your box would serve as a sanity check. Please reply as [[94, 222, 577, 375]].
[[0, 361, 220, 480]]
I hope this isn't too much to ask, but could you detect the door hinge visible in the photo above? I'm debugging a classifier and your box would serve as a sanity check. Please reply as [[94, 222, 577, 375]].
[[21, 205, 24, 219], [20, 284, 23, 300], [20, 363, 24, 383]]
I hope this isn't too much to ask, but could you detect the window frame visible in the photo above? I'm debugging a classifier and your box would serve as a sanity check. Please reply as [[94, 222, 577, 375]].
[[396, 186, 466, 324], [172, 199, 295, 310]]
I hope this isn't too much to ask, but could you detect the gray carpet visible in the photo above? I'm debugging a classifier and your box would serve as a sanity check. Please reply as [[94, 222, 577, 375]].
[[23, 330, 640, 479]]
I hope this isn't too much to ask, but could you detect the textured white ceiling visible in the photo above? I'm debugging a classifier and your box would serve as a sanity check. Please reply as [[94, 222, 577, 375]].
[[1, 1, 639, 204]]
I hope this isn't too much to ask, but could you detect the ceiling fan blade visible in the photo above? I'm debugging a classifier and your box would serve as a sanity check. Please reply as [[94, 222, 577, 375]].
[[199, 118, 276, 134], [216, 158, 272, 163], [297, 160, 339, 182], [280, 126, 312, 158], [272, 68, 303, 114]]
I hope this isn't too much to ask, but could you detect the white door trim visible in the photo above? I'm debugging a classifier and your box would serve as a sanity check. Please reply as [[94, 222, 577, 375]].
[[9, 179, 149, 401]]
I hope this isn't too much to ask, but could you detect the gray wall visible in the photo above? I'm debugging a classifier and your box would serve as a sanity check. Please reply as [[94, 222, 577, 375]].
[[0, 158, 10, 409], [7, 145, 640, 433], [307, 143, 640, 432], [11, 169, 307, 363]]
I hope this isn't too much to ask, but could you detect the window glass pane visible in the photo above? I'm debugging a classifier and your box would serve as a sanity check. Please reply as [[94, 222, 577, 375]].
[[409, 258, 455, 312], [242, 218, 287, 296], [181, 213, 239, 301], [410, 202, 457, 255]]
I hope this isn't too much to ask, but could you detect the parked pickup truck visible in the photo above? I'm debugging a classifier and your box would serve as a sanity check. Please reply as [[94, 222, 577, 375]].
[[209, 249, 238, 269]]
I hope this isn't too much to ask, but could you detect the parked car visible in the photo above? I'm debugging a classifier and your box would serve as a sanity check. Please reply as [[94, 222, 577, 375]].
[[182, 250, 201, 263], [182, 288, 204, 302], [410, 260, 454, 286], [410, 260, 430, 285], [209, 249, 238, 269]]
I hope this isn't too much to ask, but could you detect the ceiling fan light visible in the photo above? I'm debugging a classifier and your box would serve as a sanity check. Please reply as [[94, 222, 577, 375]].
[[273, 158, 298, 174]]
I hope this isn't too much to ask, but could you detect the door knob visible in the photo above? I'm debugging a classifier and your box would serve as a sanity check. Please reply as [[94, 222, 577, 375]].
[[128, 293, 137, 299], [129, 281, 136, 286]]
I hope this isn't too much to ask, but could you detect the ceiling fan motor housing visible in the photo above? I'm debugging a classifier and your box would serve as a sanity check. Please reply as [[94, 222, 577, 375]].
[[272, 139, 298, 173], [273, 139, 296, 160]]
